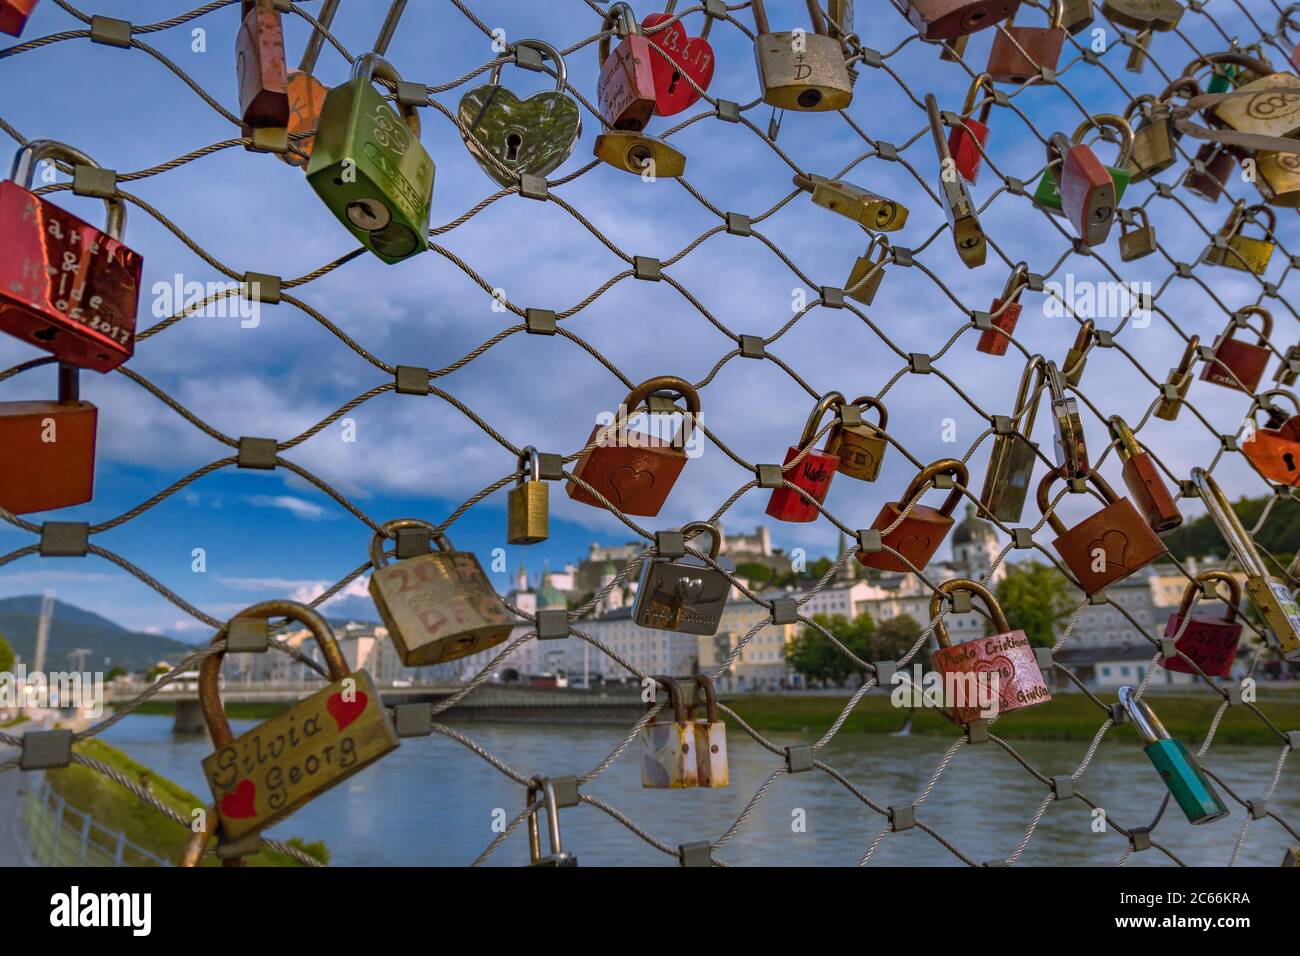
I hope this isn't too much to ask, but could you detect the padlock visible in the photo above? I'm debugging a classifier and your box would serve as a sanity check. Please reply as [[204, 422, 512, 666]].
[[507, 446, 549, 544], [597, 3, 658, 132], [640, 676, 697, 788], [1242, 390, 1300, 486], [929, 579, 1052, 723], [1282, 4, 1300, 73], [0, 363, 96, 515], [633, 521, 730, 635], [1061, 320, 1094, 386], [236, 0, 289, 130], [1121, 79, 1196, 182], [765, 391, 844, 523], [858, 459, 969, 572], [1118, 207, 1156, 261], [986, 1, 1066, 86], [306, 53, 435, 264], [1154, 334, 1199, 421], [642, 0, 715, 115], [752, 0, 853, 111], [593, 130, 687, 177], [1061, 0, 1095, 33], [1118, 686, 1228, 825], [568, 376, 700, 517], [834, 395, 889, 481], [1256, 149, 1300, 207], [1100, 0, 1184, 30], [1037, 469, 1166, 595], [459, 40, 581, 187], [198, 601, 400, 844], [368, 519, 514, 665], [1275, 344, 1299, 386], [1199, 306, 1274, 393], [1204, 202, 1275, 275], [888, 0, 1018, 41], [1184, 142, 1237, 204], [0, 141, 142, 373], [282, 0, 340, 168], [1108, 415, 1182, 534], [980, 355, 1044, 523], [948, 72, 996, 183], [978, 262, 1029, 356], [689, 675, 729, 787], [0, 0, 38, 36], [1046, 360, 1087, 479], [926, 93, 986, 267], [1193, 467, 1300, 661], [1161, 571, 1243, 678], [1036, 115, 1133, 245], [793, 173, 909, 231], [527, 778, 578, 866], [1212, 69, 1300, 140], [845, 234, 889, 304], [1181, 52, 1271, 124]]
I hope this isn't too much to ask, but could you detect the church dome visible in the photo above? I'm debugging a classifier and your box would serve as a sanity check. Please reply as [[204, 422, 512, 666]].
[[952, 503, 996, 546], [537, 582, 568, 610]]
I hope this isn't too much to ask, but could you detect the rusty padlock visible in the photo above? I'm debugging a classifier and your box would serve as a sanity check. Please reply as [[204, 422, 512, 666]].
[[236, 0, 290, 130], [929, 578, 1052, 723], [890, 0, 1019, 42], [834, 395, 889, 481], [597, 2, 658, 131], [986, 0, 1067, 86], [948, 72, 997, 183], [1037, 469, 1166, 595], [1199, 306, 1274, 394], [858, 459, 969, 573], [640, 676, 697, 788], [1108, 415, 1182, 534], [1161, 571, 1243, 678], [689, 675, 729, 787], [1243, 390, 1300, 486], [978, 262, 1029, 356], [0, 363, 96, 515], [765, 391, 844, 523]]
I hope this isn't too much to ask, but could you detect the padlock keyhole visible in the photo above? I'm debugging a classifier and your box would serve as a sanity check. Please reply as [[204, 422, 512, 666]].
[[505, 132, 522, 162], [797, 88, 822, 109], [668, 69, 682, 95], [1285, 452, 1296, 472], [32, 327, 57, 342]]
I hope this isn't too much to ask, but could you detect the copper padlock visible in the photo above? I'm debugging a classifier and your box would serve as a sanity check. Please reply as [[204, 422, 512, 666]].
[[282, 0, 340, 168], [1037, 469, 1166, 595], [986, 0, 1066, 86], [0, 363, 96, 515], [978, 262, 1029, 356], [1161, 571, 1243, 678], [1199, 306, 1274, 394], [1154, 335, 1199, 421], [236, 0, 290, 129], [858, 459, 969, 573], [597, 2, 658, 131], [834, 395, 889, 482], [568, 376, 700, 516], [1204, 202, 1276, 275], [948, 72, 996, 183], [1243, 391, 1300, 486], [889, 0, 1018, 42], [765, 391, 843, 523], [929, 578, 1052, 723], [1109, 415, 1182, 534], [1184, 142, 1237, 204], [752, 0, 853, 111], [0, 0, 38, 35]]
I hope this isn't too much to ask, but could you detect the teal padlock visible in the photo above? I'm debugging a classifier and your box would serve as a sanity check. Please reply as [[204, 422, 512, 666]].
[[1035, 114, 1133, 215], [1119, 686, 1229, 826], [307, 53, 435, 264]]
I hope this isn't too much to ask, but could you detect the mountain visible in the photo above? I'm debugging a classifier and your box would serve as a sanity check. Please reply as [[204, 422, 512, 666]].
[[0, 596, 194, 674]]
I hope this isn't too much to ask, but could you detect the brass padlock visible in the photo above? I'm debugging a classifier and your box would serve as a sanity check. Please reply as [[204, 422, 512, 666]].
[[633, 521, 730, 635], [689, 675, 729, 788], [845, 234, 890, 304], [835, 395, 889, 481], [1046, 360, 1088, 479], [1125, 28, 1151, 73], [368, 519, 514, 666], [1199, 305, 1274, 394], [1122, 79, 1196, 182], [593, 130, 687, 177], [527, 778, 577, 866], [926, 92, 986, 267], [197, 601, 400, 845], [1256, 149, 1300, 207], [980, 355, 1045, 523], [1062, 320, 1095, 386], [640, 677, 698, 788], [1153, 335, 1199, 421], [1204, 200, 1275, 275], [986, 0, 1066, 86], [1118, 207, 1156, 261], [752, 0, 853, 111], [793, 173, 909, 231], [1061, 0, 1095, 33], [507, 446, 548, 545], [1101, 0, 1184, 31], [1213, 69, 1300, 140]]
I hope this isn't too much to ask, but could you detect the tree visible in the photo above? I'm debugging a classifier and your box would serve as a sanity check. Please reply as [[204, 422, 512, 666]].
[[995, 561, 1074, 647], [0, 631, 13, 675], [873, 614, 923, 664], [784, 612, 875, 686]]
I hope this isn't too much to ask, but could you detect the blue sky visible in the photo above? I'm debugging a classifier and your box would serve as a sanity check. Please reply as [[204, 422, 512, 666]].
[[0, 0, 1294, 641]]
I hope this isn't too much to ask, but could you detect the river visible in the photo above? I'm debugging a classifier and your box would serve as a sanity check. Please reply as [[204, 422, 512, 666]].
[[95, 716, 1296, 867]]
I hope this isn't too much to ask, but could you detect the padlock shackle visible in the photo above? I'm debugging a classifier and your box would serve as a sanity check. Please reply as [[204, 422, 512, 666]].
[[57, 363, 80, 404], [296, 0, 340, 73], [199, 601, 351, 750], [1119, 206, 1150, 236], [751, 0, 830, 37], [598, 2, 640, 65], [1280, 3, 1300, 40], [846, 394, 888, 431], [1229, 305, 1274, 343], [654, 0, 714, 40], [616, 375, 701, 449], [368, 517, 445, 569], [526, 777, 565, 863], [1005, 0, 1064, 28], [647, 675, 689, 723], [1118, 685, 1168, 746], [351, 53, 422, 137], [1181, 51, 1273, 83], [798, 391, 847, 450], [1122, 93, 1157, 124], [1157, 77, 1200, 105], [517, 446, 541, 486], [999, 262, 1030, 303], [372, 0, 407, 57], [1191, 467, 1269, 578], [928, 578, 1009, 649], [1256, 387, 1300, 422], [897, 459, 969, 519], [1011, 355, 1047, 432], [1222, 201, 1277, 243], [681, 520, 723, 561], [492, 39, 568, 91], [11, 140, 127, 240], [1106, 415, 1143, 463], [1173, 334, 1200, 378], [689, 674, 720, 723], [1036, 468, 1122, 536], [1176, 570, 1242, 623], [960, 73, 997, 124], [1070, 114, 1135, 168]]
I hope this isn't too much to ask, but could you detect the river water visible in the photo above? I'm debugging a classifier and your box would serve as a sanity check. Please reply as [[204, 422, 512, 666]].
[[97, 716, 1296, 867]]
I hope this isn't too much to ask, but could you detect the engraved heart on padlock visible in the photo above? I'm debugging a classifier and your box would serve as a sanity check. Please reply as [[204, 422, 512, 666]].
[[675, 576, 705, 606], [897, 534, 933, 559], [641, 13, 715, 116], [974, 655, 1017, 700], [1086, 529, 1131, 572], [611, 466, 655, 506], [457, 85, 582, 187]]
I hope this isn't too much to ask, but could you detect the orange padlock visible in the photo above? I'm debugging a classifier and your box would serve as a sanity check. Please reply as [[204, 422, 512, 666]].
[[0, 363, 96, 515], [1244, 390, 1300, 486], [858, 460, 969, 572]]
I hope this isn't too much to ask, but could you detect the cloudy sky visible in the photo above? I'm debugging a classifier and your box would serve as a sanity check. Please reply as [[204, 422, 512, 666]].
[[0, 0, 1294, 642]]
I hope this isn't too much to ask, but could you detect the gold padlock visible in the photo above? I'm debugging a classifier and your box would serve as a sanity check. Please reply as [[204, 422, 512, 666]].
[[833, 394, 889, 481], [1204, 200, 1276, 274], [1153, 335, 1199, 421], [794, 173, 909, 231], [1213, 69, 1300, 139], [1062, 320, 1095, 386], [507, 446, 548, 545], [845, 234, 890, 304], [1122, 79, 1196, 182], [1256, 149, 1300, 207], [593, 130, 687, 178], [1118, 207, 1157, 261]]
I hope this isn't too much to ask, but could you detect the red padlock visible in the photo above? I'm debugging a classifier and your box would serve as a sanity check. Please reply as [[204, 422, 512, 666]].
[[0, 363, 96, 515], [1161, 571, 1243, 678], [1200, 307, 1274, 394], [1184, 142, 1236, 203], [765, 392, 843, 523], [0, 141, 142, 373], [986, 1, 1066, 85], [891, 0, 1020, 41], [597, 2, 658, 132], [858, 459, 969, 572], [1243, 391, 1300, 486], [978, 261, 1028, 356], [0, 0, 38, 36], [236, 0, 290, 129], [1047, 130, 1117, 247], [1109, 415, 1182, 534], [948, 72, 996, 183], [641, 0, 715, 116]]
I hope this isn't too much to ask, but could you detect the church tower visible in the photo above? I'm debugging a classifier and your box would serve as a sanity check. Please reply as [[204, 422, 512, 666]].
[[951, 503, 1005, 581]]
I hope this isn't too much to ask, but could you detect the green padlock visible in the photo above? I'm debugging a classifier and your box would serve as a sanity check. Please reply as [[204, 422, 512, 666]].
[[307, 52, 435, 264], [1034, 114, 1133, 216], [1119, 686, 1229, 826]]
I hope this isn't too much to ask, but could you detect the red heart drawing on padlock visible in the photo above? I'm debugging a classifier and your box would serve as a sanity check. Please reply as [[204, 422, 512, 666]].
[[220, 778, 257, 819], [641, 14, 715, 116], [327, 690, 368, 731]]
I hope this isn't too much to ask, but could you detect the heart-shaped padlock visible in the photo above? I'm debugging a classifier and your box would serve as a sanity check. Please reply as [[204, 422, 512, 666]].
[[641, 3, 716, 116], [458, 39, 582, 187]]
